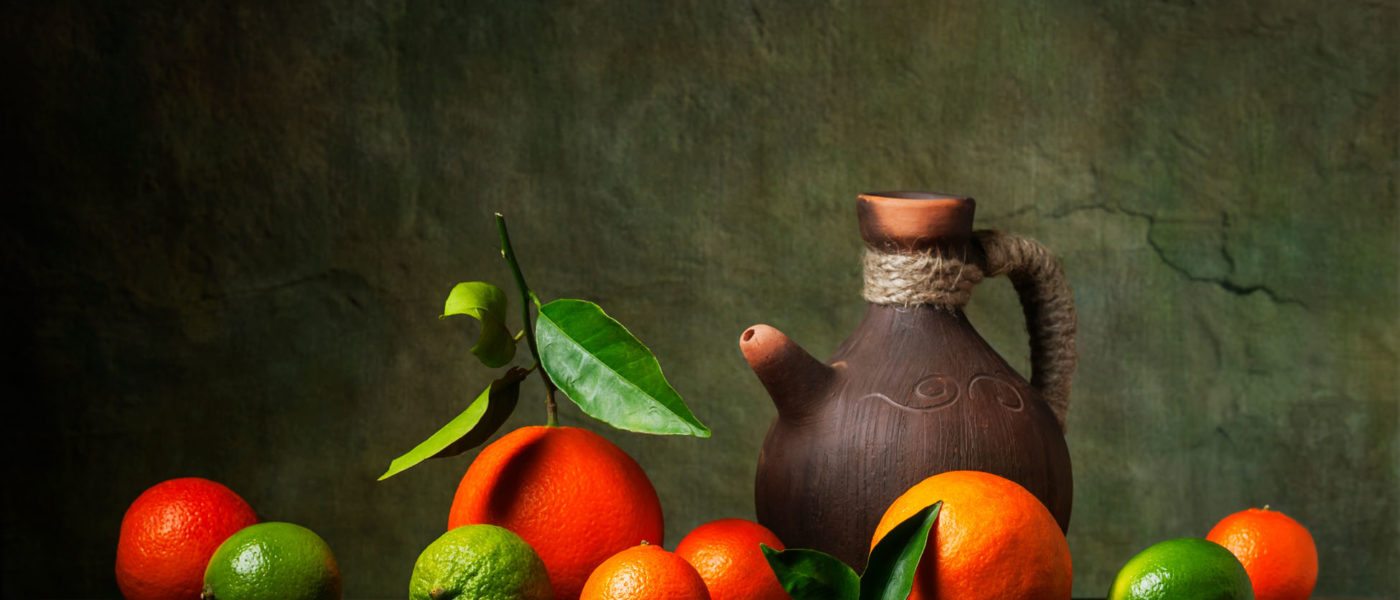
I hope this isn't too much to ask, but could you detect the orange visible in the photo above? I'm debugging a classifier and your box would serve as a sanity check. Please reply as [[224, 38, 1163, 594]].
[[448, 426, 664, 600], [581, 544, 712, 600], [1207, 507, 1318, 600], [871, 470, 1071, 600], [675, 518, 790, 600], [115, 477, 259, 600]]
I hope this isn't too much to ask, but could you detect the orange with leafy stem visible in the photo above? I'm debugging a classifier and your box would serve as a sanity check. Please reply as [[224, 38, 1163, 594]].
[[449, 426, 664, 600], [1207, 507, 1317, 600], [871, 470, 1071, 600]]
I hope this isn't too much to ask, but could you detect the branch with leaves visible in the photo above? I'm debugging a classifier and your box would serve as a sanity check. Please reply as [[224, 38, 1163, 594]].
[[380, 214, 709, 481]]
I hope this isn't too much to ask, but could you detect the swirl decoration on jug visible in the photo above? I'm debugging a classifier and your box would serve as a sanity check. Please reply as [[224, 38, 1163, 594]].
[[861, 230, 1077, 430]]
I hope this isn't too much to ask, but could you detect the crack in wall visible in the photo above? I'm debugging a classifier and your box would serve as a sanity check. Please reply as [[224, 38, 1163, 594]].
[[990, 202, 1311, 310], [1218, 210, 1237, 273]]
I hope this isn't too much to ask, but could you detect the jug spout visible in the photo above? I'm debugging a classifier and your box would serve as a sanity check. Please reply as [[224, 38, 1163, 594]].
[[741, 324, 833, 418]]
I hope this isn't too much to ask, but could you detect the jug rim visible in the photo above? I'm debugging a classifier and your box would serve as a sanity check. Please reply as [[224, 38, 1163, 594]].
[[859, 190, 970, 201], [857, 192, 975, 250]]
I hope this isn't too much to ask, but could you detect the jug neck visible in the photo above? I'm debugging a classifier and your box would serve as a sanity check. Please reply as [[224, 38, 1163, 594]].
[[857, 192, 985, 309], [860, 241, 987, 309]]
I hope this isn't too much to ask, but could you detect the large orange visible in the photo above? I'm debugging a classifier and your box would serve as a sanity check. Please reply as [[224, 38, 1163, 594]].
[[675, 518, 790, 600], [448, 426, 664, 600], [871, 470, 1072, 600], [581, 544, 712, 600], [1207, 507, 1318, 600], [115, 477, 259, 600]]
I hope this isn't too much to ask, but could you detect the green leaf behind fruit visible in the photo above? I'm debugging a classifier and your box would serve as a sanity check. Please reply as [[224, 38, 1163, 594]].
[[535, 299, 709, 437], [442, 282, 516, 368], [378, 367, 528, 480], [762, 545, 860, 600], [859, 501, 942, 600]]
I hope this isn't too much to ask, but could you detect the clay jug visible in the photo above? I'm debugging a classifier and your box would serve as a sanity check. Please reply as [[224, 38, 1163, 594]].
[[741, 192, 1075, 570]]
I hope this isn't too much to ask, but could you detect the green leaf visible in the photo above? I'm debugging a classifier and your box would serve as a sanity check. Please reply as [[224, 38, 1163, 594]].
[[378, 367, 528, 481], [859, 501, 942, 600], [762, 545, 861, 600], [441, 282, 516, 368], [535, 299, 710, 437]]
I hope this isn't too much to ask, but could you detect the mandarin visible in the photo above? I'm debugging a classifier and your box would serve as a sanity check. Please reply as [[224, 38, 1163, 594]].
[[115, 478, 259, 600], [581, 544, 711, 600], [675, 518, 790, 600], [1207, 507, 1318, 600]]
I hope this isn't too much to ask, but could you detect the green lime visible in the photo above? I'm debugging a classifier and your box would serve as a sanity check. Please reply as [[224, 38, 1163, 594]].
[[202, 522, 341, 600], [1108, 537, 1254, 600], [409, 524, 553, 600]]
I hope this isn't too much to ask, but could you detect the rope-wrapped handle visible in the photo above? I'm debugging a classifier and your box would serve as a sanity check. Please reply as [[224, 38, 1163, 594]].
[[975, 230, 1076, 431]]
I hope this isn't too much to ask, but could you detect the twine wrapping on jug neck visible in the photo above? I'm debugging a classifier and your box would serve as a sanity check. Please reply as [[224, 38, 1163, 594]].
[[861, 244, 985, 307], [861, 230, 1077, 430]]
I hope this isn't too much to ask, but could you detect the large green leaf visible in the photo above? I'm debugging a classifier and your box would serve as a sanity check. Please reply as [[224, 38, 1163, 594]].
[[535, 299, 709, 437], [762, 545, 860, 600], [859, 502, 942, 600], [441, 282, 516, 368], [377, 367, 528, 481]]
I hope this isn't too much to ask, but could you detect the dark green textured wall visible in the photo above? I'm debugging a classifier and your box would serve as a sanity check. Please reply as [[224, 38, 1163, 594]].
[[3, 1, 1396, 597]]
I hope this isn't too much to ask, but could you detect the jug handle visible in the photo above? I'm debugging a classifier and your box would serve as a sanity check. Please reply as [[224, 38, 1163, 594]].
[[974, 230, 1077, 431]]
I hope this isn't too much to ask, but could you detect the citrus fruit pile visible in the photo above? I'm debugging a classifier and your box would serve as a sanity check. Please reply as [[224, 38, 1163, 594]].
[[417, 424, 1321, 600], [116, 442, 1321, 600], [420, 429, 1076, 600], [115, 477, 341, 600]]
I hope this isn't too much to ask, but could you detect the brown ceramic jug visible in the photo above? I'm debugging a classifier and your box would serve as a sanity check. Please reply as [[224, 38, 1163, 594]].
[[741, 192, 1076, 571]]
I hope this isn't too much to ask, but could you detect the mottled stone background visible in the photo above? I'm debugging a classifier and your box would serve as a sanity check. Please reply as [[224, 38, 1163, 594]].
[[3, 1, 1396, 597]]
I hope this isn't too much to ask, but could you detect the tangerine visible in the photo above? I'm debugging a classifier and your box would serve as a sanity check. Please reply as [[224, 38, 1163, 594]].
[[448, 426, 663, 600], [675, 518, 789, 600], [115, 477, 259, 600], [581, 544, 711, 600], [1207, 507, 1318, 600], [870, 470, 1072, 600]]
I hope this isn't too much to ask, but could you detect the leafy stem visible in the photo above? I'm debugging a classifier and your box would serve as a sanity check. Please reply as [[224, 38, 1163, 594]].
[[380, 213, 708, 481], [495, 213, 559, 426]]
